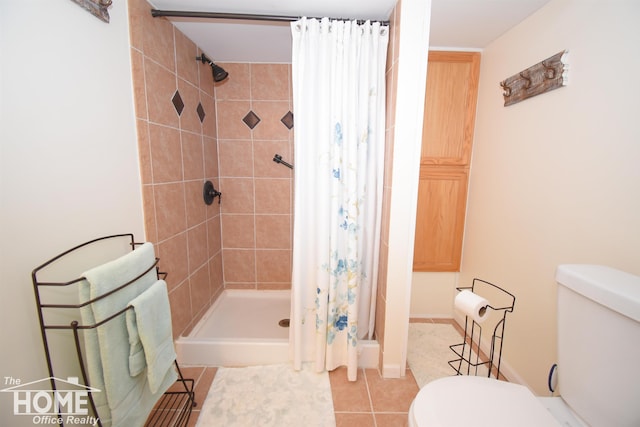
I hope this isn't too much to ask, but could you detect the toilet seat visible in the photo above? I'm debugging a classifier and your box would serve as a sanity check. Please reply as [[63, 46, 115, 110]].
[[409, 376, 562, 427]]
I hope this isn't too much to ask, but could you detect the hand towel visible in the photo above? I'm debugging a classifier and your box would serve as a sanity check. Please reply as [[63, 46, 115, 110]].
[[125, 280, 177, 393], [126, 319, 146, 377], [79, 242, 177, 427]]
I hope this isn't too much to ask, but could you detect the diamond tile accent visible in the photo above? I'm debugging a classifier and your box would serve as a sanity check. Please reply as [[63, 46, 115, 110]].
[[197, 102, 206, 123], [172, 90, 184, 116], [242, 110, 261, 129], [281, 111, 294, 130]]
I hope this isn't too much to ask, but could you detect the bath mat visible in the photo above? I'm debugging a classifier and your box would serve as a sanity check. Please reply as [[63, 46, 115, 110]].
[[407, 323, 488, 388], [195, 363, 335, 427]]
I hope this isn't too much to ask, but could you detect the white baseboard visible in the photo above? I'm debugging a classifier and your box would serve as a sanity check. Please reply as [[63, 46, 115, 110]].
[[357, 340, 380, 368], [472, 328, 530, 388], [449, 315, 529, 389], [382, 363, 402, 378], [410, 314, 455, 321]]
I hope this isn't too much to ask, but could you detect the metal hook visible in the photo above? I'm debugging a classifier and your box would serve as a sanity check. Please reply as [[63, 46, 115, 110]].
[[542, 60, 556, 79], [519, 71, 532, 89], [500, 81, 512, 97]]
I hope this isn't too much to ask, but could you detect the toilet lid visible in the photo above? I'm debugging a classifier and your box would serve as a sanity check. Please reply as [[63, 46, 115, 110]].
[[411, 376, 562, 427]]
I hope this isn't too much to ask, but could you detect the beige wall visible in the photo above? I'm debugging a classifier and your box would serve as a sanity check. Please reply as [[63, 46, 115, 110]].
[[0, 1, 143, 425], [376, 0, 400, 374], [460, 0, 640, 394], [410, 272, 457, 318]]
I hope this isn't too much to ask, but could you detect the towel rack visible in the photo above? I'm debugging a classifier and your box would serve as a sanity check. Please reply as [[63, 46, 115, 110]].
[[31, 233, 196, 427]]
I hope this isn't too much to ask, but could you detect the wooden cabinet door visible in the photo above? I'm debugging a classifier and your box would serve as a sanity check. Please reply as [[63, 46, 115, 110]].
[[413, 167, 469, 272], [421, 51, 480, 166], [413, 51, 480, 272]]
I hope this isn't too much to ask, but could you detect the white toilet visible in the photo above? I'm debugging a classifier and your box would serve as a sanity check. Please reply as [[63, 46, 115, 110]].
[[409, 264, 640, 427]]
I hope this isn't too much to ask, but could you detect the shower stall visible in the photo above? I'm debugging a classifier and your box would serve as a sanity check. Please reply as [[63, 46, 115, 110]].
[[175, 289, 380, 367], [176, 290, 291, 366], [171, 58, 381, 368], [131, 0, 394, 370]]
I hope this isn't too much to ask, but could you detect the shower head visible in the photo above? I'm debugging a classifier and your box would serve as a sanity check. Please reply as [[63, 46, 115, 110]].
[[210, 63, 229, 82], [196, 53, 229, 83]]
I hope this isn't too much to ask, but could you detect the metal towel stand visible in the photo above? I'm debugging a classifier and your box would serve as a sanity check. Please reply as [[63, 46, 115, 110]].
[[31, 233, 196, 427]]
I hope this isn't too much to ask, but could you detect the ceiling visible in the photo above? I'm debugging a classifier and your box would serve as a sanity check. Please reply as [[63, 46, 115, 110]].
[[148, 0, 552, 63]]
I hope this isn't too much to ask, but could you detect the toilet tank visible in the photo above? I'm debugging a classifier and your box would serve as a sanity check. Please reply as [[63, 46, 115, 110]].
[[555, 264, 640, 427]]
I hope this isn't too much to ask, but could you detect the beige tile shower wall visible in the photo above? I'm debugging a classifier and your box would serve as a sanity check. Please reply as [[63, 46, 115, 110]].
[[215, 63, 294, 290], [376, 0, 401, 367], [128, 0, 224, 338]]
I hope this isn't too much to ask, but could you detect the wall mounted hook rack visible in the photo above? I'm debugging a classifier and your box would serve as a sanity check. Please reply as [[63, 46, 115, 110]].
[[500, 50, 568, 106], [70, 0, 112, 23]]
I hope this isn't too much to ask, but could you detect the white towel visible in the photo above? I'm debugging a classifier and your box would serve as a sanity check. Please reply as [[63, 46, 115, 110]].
[[79, 242, 177, 427], [126, 280, 177, 394]]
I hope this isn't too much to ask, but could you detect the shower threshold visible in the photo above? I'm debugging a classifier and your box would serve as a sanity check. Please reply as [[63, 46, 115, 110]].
[[175, 289, 379, 368]]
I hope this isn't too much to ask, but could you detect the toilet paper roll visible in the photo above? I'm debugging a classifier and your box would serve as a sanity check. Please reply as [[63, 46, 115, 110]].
[[455, 290, 490, 324]]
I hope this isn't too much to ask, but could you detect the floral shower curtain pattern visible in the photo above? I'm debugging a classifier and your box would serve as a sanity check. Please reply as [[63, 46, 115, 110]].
[[290, 17, 388, 381]]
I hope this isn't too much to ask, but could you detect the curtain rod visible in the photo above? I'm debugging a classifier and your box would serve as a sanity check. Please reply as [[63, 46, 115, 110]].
[[150, 9, 390, 26]]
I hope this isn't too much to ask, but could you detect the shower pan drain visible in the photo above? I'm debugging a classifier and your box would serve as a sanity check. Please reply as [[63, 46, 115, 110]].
[[278, 318, 290, 328]]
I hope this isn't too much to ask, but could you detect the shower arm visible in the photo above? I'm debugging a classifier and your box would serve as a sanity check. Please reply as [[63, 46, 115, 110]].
[[273, 154, 293, 169]]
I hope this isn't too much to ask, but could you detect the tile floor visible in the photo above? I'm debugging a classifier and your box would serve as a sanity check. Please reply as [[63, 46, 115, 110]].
[[330, 366, 419, 427], [178, 365, 420, 427], [179, 319, 463, 427]]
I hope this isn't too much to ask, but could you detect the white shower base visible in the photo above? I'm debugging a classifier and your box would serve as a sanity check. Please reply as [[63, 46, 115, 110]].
[[175, 289, 380, 368]]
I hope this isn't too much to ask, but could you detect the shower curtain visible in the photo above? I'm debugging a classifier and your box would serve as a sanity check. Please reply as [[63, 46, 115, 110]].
[[290, 17, 388, 381]]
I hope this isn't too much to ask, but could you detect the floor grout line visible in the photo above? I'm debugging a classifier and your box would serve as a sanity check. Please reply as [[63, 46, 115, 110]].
[[362, 368, 379, 427], [362, 368, 374, 411]]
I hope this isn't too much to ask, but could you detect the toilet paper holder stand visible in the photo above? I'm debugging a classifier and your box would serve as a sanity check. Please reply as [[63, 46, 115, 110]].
[[449, 278, 516, 380]]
